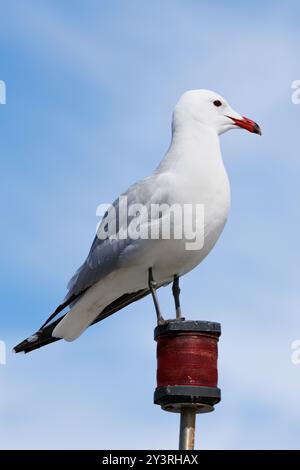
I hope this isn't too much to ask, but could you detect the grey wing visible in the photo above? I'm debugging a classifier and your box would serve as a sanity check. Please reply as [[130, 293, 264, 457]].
[[66, 175, 167, 300]]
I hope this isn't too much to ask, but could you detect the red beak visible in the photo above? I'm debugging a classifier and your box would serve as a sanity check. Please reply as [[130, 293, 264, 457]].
[[227, 115, 262, 135]]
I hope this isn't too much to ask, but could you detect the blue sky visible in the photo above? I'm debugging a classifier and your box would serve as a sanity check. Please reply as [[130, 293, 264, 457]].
[[1, 0, 300, 449]]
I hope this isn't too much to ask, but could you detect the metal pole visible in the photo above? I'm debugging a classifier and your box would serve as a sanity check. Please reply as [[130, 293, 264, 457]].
[[179, 407, 196, 450]]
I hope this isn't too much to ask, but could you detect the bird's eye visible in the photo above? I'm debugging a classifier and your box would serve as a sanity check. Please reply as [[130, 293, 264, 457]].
[[213, 100, 222, 107]]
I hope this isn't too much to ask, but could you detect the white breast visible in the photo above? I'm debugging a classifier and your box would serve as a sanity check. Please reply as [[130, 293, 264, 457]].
[[151, 122, 231, 279]]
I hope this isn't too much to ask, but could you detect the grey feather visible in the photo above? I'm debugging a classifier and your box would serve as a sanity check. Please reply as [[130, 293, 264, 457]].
[[66, 173, 173, 300]]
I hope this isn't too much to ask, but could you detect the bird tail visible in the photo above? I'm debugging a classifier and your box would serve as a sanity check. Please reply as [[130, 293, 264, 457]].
[[13, 288, 150, 354], [13, 293, 81, 354], [52, 300, 105, 341], [13, 298, 98, 352]]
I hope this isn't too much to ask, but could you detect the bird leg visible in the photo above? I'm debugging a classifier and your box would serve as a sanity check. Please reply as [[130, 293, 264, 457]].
[[148, 267, 165, 325], [172, 274, 183, 320]]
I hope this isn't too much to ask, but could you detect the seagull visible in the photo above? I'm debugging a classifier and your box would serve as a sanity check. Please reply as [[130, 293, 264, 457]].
[[14, 90, 261, 354]]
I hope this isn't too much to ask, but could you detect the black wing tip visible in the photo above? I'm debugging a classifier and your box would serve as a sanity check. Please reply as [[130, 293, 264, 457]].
[[12, 345, 24, 354], [13, 323, 62, 354], [13, 288, 151, 354], [13, 331, 38, 353], [13, 334, 60, 354]]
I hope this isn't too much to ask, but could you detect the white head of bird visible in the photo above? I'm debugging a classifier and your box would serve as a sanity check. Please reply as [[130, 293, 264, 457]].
[[173, 89, 261, 136]]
